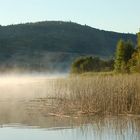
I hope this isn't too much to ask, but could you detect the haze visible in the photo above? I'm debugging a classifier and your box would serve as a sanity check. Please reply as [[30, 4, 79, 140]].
[[0, 73, 66, 99]]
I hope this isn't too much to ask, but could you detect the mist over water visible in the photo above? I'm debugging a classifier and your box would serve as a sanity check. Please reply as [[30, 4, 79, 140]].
[[0, 73, 67, 99]]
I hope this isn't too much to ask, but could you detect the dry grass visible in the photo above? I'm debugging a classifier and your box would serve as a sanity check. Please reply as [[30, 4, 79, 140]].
[[39, 74, 140, 116]]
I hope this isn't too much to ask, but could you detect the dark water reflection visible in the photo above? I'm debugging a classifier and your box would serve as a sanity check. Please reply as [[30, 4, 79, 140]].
[[0, 98, 139, 140]]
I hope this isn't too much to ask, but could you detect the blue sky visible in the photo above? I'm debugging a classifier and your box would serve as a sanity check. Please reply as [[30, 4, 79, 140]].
[[0, 0, 139, 33]]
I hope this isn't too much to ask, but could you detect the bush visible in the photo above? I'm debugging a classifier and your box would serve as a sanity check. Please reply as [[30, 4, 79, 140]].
[[71, 56, 114, 74]]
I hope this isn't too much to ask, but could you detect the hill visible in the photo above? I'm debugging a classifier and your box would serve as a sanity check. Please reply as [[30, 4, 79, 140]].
[[0, 21, 136, 72]]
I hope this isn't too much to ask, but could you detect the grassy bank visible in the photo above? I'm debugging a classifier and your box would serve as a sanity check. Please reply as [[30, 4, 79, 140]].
[[32, 74, 140, 117]]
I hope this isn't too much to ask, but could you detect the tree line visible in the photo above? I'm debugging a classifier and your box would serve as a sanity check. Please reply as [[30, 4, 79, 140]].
[[71, 32, 140, 74], [114, 32, 140, 73], [71, 56, 114, 73]]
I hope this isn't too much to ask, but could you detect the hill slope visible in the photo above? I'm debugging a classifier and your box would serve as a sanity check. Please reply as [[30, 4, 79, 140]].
[[0, 21, 136, 72]]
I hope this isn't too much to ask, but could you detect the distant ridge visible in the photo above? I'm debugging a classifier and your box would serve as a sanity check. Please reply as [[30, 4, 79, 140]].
[[0, 21, 136, 72]]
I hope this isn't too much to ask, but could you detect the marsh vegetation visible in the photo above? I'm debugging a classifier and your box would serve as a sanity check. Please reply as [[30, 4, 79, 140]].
[[38, 74, 140, 117]]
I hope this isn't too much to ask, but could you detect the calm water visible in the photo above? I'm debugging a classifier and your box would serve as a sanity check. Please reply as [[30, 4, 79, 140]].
[[0, 117, 140, 140], [0, 75, 139, 140]]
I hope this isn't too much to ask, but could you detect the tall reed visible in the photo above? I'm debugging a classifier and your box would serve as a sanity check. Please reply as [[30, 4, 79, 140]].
[[45, 74, 140, 116]]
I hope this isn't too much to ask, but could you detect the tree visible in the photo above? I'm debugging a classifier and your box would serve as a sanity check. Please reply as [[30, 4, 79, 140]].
[[71, 56, 114, 74], [129, 32, 140, 72], [136, 32, 140, 67], [71, 57, 86, 73], [124, 40, 135, 63], [137, 32, 140, 48], [114, 39, 126, 72], [114, 39, 134, 73], [71, 56, 100, 73]]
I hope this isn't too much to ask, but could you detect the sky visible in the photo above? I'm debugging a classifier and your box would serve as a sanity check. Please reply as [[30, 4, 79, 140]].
[[0, 0, 140, 33]]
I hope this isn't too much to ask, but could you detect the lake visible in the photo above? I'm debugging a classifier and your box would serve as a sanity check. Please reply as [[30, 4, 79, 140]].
[[0, 117, 139, 140], [0, 75, 139, 140]]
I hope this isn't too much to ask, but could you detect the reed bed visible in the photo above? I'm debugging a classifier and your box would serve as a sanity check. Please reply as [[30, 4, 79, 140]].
[[40, 74, 140, 116]]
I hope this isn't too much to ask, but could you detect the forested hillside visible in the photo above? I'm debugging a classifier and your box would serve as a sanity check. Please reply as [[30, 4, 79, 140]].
[[0, 21, 136, 72]]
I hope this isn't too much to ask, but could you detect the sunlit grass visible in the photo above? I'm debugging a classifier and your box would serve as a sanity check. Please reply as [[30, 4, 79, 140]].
[[45, 74, 140, 116]]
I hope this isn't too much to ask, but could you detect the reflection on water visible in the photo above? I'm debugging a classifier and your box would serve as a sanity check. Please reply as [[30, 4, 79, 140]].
[[0, 75, 139, 140], [0, 116, 139, 140]]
